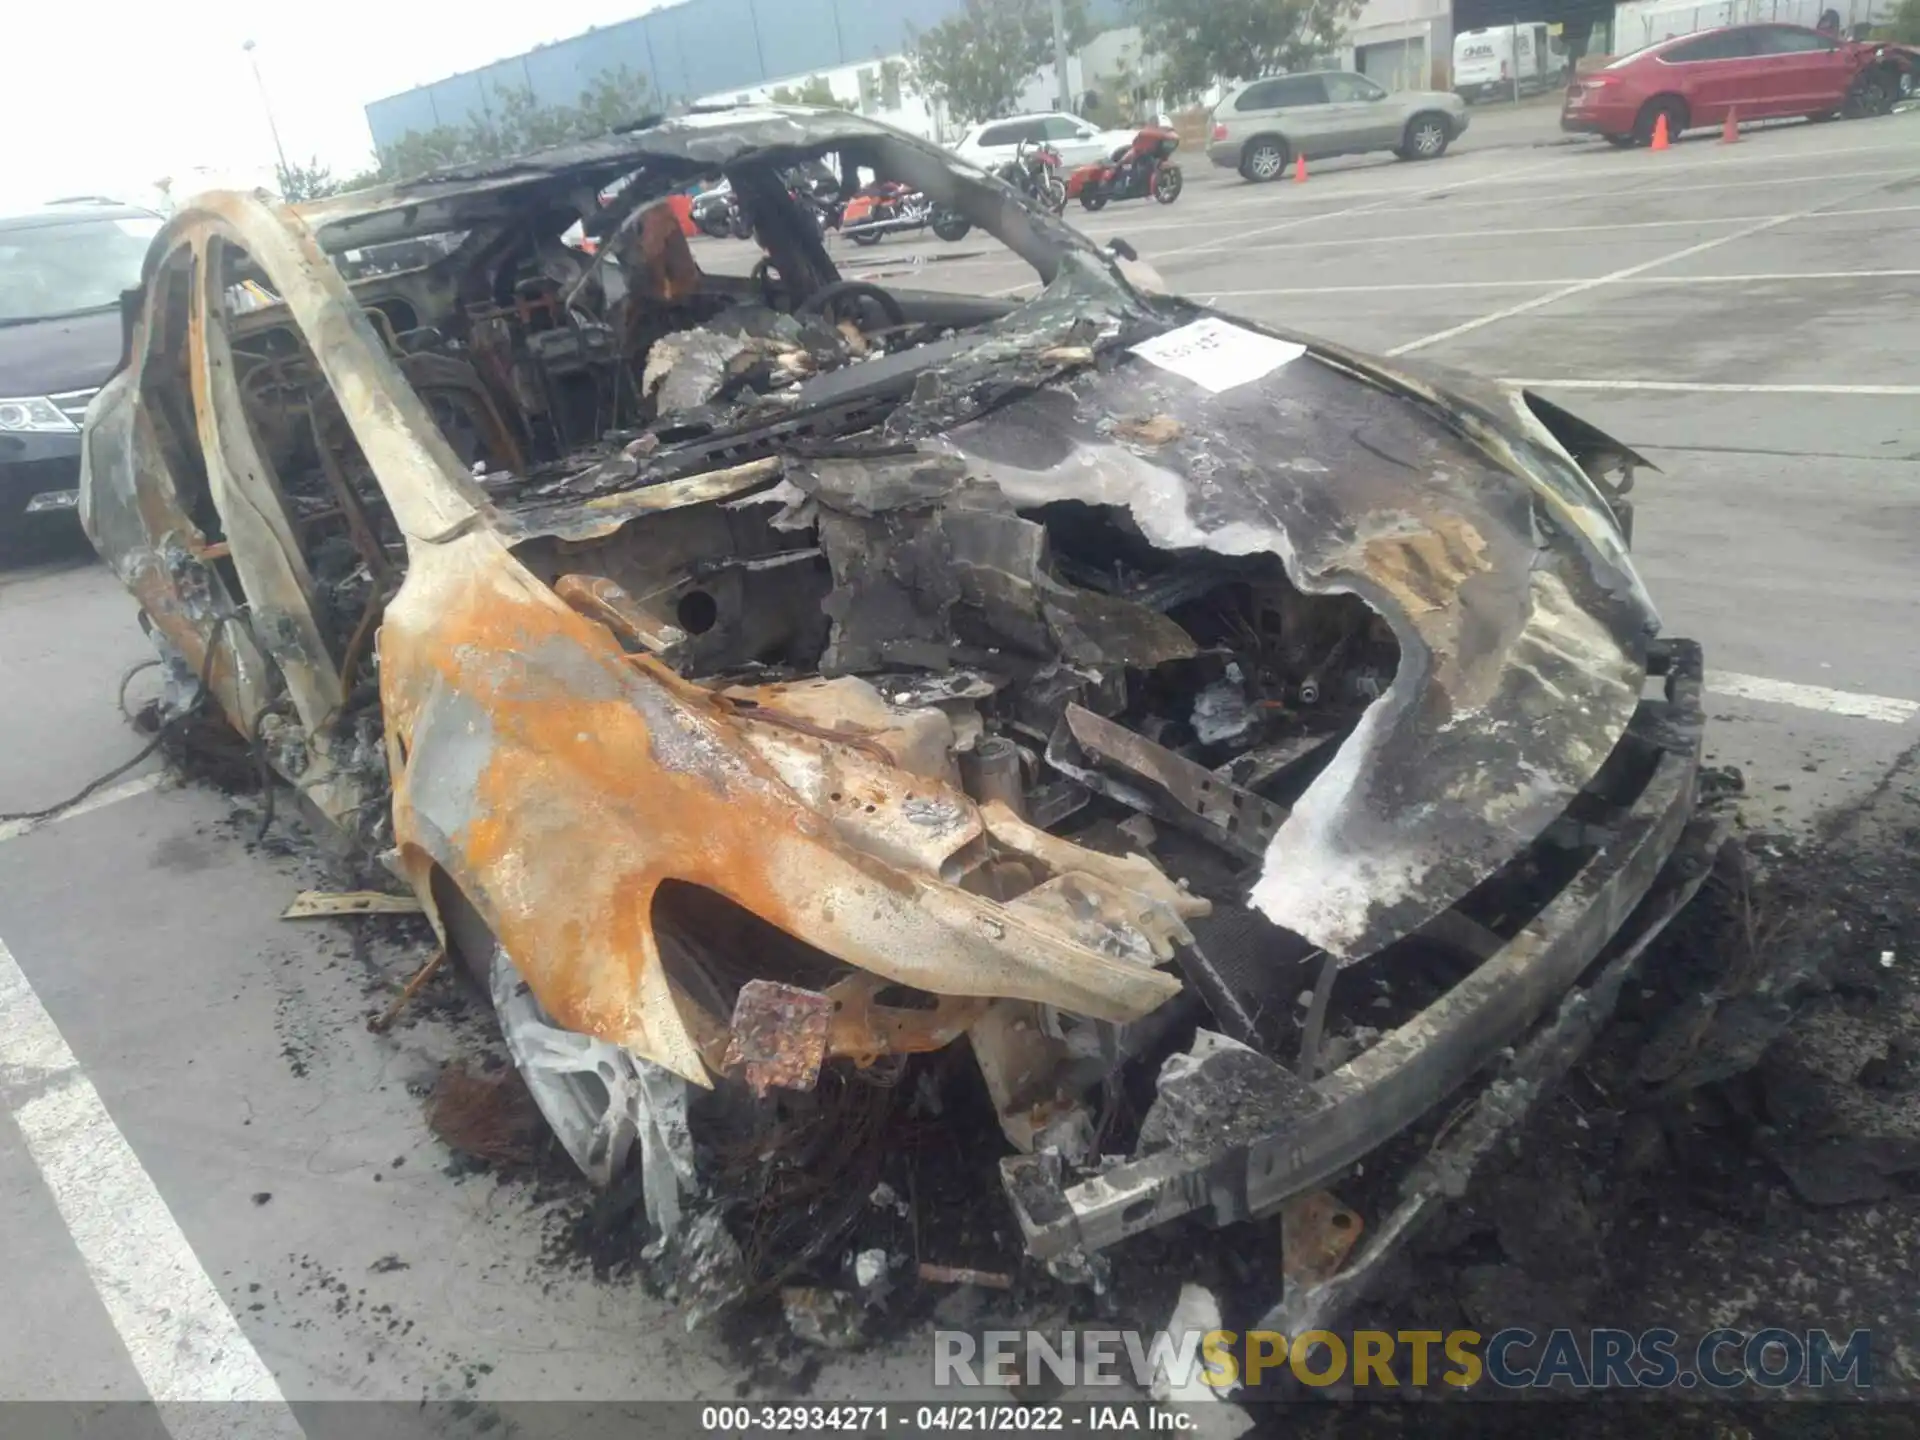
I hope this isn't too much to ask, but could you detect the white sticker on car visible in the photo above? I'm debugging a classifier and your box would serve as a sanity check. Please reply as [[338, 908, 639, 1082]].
[[1129, 318, 1307, 393]]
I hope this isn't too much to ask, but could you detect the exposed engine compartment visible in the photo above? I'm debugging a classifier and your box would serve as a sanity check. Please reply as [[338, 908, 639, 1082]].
[[215, 181, 1402, 917], [205, 183, 1429, 1138]]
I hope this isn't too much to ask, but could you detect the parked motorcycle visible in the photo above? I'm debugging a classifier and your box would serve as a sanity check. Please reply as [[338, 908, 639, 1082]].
[[692, 185, 751, 240], [989, 139, 1067, 214], [785, 162, 845, 236], [840, 181, 972, 245], [1064, 127, 1184, 212], [694, 168, 842, 241]]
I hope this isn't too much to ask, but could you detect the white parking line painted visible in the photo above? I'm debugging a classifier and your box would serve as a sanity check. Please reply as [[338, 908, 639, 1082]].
[[1550, 134, 1920, 175], [1708, 672, 1920, 725], [1152, 136, 1920, 220], [1340, 162, 1920, 218], [1216, 279, 1566, 296], [0, 772, 166, 847], [1016, 159, 1814, 240], [1210, 269, 1920, 298], [1505, 379, 1920, 395], [1208, 203, 1920, 260], [1138, 161, 1920, 240], [1156, 153, 1592, 261], [0, 935, 305, 1436], [1385, 173, 1920, 356]]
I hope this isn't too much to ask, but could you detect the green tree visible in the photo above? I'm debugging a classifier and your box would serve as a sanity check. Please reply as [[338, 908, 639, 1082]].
[[1128, 0, 1362, 100], [274, 157, 342, 202], [769, 74, 839, 106], [377, 65, 659, 182], [907, 0, 1093, 125], [1888, 0, 1920, 43]]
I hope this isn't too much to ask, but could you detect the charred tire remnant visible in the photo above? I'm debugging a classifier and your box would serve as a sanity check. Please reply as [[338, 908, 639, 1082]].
[[1001, 641, 1706, 1260]]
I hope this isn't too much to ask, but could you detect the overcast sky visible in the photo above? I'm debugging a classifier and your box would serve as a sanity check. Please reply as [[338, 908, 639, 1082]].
[[1, 0, 665, 212]]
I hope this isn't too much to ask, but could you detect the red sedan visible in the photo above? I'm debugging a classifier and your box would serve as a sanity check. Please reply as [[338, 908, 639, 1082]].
[[1562, 23, 1911, 146]]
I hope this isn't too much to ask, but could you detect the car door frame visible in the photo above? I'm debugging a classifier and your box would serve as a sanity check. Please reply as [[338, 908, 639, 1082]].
[[967, 119, 1029, 169], [1322, 71, 1400, 151], [85, 207, 462, 829], [1655, 27, 1763, 124], [1040, 114, 1106, 166], [1236, 73, 1335, 159], [1747, 24, 1848, 115]]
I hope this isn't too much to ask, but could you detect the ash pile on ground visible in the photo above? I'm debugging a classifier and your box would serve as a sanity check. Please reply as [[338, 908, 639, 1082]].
[[1326, 747, 1920, 1413], [432, 749, 1920, 1409]]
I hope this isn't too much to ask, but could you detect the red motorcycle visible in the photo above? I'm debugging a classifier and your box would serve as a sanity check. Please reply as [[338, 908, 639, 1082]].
[[1064, 127, 1183, 212], [840, 180, 971, 245], [990, 138, 1067, 213]]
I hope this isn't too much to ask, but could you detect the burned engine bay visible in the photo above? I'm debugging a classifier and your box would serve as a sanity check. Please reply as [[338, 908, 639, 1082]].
[[96, 110, 1703, 1324]]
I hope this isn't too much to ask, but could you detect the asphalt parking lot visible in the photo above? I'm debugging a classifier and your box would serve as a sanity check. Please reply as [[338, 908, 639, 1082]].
[[3, 108, 1918, 1420]]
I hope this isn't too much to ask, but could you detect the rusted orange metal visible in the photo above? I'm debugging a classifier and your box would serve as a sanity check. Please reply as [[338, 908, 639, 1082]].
[[721, 980, 834, 1096], [87, 187, 1198, 1100]]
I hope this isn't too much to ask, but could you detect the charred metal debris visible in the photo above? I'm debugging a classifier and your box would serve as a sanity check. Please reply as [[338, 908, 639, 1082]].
[[81, 107, 1704, 1332]]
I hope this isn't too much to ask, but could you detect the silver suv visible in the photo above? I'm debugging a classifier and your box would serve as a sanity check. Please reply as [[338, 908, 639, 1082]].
[[1207, 70, 1470, 180]]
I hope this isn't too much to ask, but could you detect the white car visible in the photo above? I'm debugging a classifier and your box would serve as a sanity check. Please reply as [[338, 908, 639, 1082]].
[[952, 112, 1140, 170]]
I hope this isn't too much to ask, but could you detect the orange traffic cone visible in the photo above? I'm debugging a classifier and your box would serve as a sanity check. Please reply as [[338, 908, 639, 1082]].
[[1293, 154, 1307, 183], [1721, 107, 1740, 143], [1651, 112, 1671, 150]]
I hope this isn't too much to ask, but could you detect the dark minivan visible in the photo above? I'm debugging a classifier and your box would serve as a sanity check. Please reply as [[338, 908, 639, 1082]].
[[1, 199, 162, 550]]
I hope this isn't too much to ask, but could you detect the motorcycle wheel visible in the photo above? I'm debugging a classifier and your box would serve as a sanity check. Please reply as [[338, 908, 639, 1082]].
[[930, 213, 971, 242], [728, 210, 753, 240], [697, 210, 731, 239], [1079, 193, 1108, 212], [1152, 165, 1183, 204], [1043, 177, 1067, 213], [851, 229, 882, 247]]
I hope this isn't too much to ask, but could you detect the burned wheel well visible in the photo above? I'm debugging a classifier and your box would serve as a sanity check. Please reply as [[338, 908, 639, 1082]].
[[653, 879, 852, 1024], [429, 864, 499, 993]]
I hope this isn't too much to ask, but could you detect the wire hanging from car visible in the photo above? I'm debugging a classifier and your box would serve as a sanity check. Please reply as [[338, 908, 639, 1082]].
[[0, 614, 241, 829]]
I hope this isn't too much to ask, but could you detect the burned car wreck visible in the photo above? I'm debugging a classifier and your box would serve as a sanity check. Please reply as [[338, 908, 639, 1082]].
[[81, 106, 1711, 1330]]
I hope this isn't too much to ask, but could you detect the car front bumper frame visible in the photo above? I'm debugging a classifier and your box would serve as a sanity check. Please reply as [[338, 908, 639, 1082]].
[[1002, 637, 1708, 1260]]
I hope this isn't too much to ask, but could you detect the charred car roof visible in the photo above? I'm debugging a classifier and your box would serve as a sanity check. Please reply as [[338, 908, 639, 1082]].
[[293, 106, 1081, 268]]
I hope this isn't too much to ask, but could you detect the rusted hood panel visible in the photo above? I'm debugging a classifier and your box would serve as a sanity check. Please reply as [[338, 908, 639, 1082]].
[[938, 334, 1658, 961]]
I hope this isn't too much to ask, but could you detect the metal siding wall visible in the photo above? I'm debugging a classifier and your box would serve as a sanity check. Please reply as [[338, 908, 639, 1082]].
[[637, 12, 688, 99], [367, 0, 1144, 149], [477, 56, 536, 104], [836, 0, 953, 58], [670, 0, 765, 94], [752, 0, 847, 77], [520, 46, 594, 107], [366, 91, 445, 145], [434, 71, 497, 126]]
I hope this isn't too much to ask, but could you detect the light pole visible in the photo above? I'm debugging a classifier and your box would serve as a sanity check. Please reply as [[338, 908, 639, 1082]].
[[1052, 0, 1073, 113], [242, 39, 293, 182]]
